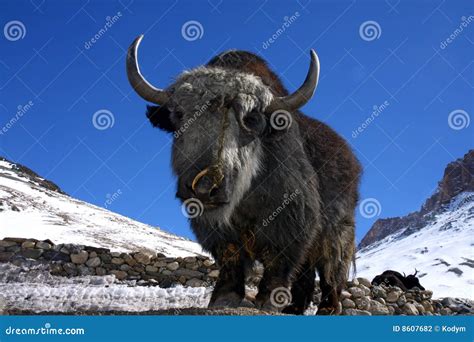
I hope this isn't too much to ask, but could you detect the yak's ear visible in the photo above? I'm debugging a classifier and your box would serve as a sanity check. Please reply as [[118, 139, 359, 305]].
[[146, 105, 175, 133]]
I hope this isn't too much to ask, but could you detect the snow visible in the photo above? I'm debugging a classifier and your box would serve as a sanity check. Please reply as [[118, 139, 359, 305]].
[[0, 159, 205, 257], [0, 263, 211, 313], [356, 192, 474, 299]]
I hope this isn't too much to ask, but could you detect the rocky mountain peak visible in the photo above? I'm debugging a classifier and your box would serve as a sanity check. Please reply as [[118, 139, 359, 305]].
[[359, 150, 473, 249]]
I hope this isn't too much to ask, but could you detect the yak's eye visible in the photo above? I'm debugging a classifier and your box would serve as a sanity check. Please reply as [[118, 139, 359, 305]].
[[242, 111, 265, 133]]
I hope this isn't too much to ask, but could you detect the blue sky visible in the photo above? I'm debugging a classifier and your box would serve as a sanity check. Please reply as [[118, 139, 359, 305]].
[[0, 0, 472, 243]]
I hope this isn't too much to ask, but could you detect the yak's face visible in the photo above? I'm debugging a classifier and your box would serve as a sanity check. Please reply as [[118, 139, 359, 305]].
[[149, 68, 274, 222], [126, 35, 319, 223], [405, 275, 425, 290]]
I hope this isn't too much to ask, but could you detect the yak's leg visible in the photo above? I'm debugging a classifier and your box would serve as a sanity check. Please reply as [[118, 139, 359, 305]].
[[282, 260, 316, 315], [316, 226, 354, 315], [208, 243, 249, 308], [255, 251, 301, 312]]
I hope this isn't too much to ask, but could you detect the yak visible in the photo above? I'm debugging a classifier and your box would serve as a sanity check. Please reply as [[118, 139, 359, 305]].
[[372, 270, 425, 291], [126, 35, 362, 315]]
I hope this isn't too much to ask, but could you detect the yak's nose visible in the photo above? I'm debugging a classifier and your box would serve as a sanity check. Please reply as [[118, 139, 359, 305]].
[[191, 167, 223, 203]]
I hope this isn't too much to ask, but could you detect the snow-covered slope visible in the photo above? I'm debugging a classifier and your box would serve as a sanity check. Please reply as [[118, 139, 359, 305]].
[[357, 192, 474, 298], [0, 158, 204, 257]]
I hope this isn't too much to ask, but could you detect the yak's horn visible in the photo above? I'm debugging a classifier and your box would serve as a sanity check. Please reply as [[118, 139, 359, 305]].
[[413, 269, 419, 276], [126, 35, 170, 105], [266, 49, 320, 113]]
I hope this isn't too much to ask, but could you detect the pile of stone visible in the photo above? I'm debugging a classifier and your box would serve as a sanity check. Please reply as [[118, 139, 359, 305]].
[[312, 277, 473, 315], [0, 237, 219, 288]]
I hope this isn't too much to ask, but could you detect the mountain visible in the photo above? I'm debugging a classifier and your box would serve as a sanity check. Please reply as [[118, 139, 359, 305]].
[[357, 150, 474, 298], [359, 150, 473, 248], [0, 157, 204, 257]]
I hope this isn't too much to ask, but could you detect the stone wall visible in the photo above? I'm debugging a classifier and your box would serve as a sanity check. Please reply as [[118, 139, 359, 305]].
[[0, 237, 219, 288], [0, 237, 472, 315]]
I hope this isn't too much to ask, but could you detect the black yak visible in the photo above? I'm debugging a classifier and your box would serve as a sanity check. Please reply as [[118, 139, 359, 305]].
[[372, 270, 425, 291], [126, 35, 362, 315]]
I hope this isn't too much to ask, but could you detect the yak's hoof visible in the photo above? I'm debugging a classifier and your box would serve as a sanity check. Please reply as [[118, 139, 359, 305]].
[[316, 306, 338, 315], [282, 305, 305, 315], [208, 292, 242, 308], [239, 298, 256, 308]]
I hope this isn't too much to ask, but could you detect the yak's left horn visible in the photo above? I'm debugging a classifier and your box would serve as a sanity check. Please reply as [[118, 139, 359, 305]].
[[266, 49, 320, 113], [126, 35, 170, 105]]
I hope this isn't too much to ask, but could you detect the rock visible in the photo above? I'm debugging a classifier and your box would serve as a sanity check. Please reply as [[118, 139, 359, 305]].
[[78, 265, 94, 276], [376, 298, 386, 305], [146, 265, 158, 273], [186, 278, 205, 287], [6, 245, 20, 253], [111, 257, 124, 265], [403, 303, 419, 315], [371, 285, 387, 299], [208, 270, 219, 278], [153, 261, 167, 268], [203, 259, 214, 267], [100, 254, 112, 263], [166, 261, 179, 271], [110, 270, 127, 280], [355, 296, 370, 310], [439, 307, 452, 315], [21, 248, 43, 259], [173, 269, 204, 278], [0, 240, 17, 248], [21, 241, 36, 249], [42, 250, 70, 262], [86, 257, 101, 268], [340, 290, 352, 299], [387, 305, 396, 315], [124, 255, 137, 266], [110, 252, 121, 258], [71, 251, 89, 264], [0, 252, 14, 262], [369, 300, 389, 315], [396, 294, 407, 307], [89, 251, 97, 258], [343, 309, 371, 316], [96, 267, 107, 276], [357, 277, 372, 288], [36, 241, 52, 250], [386, 290, 402, 303], [347, 278, 359, 287], [161, 270, 172, 276], [441, 297, 456, 306], [185, 263, 199, 270], [342, 298, 356, 309], [359, 284, 371, 296], [421, 300, 434, 313], [63, 262, 78, 276], [134, 252, 153, 265], [348, 286, 365, 298], [183, 256, 196, 263], [120, 264, 131, 272]]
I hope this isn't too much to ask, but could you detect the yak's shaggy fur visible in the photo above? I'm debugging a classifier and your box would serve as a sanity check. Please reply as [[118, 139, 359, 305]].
[[145, 50, 362, 315]]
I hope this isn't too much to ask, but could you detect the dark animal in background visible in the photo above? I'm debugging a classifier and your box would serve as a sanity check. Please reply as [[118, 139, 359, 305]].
[[372, 270, 425, 291], [127, 35, 362, 315]]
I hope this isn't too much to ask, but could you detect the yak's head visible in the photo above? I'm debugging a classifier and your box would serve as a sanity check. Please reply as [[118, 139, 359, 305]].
[[126, 35, 319, 223], [404, 270, 425, 290]]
